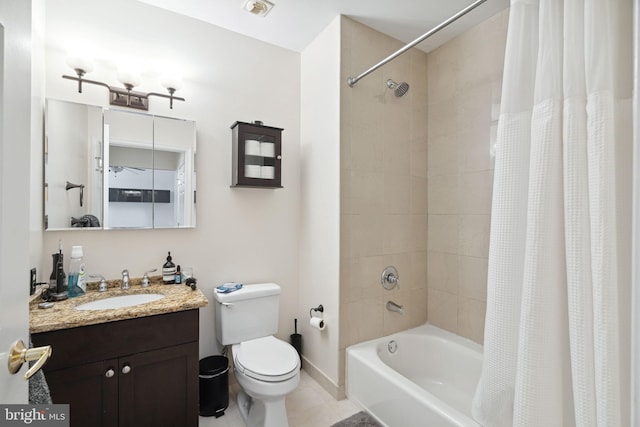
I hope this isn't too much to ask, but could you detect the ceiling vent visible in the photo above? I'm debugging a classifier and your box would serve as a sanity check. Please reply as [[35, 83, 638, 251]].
[[243, 0, 274, 17]]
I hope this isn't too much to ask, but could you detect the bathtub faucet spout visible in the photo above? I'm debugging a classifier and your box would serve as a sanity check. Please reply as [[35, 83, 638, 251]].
[[386, 300, 404, 315]]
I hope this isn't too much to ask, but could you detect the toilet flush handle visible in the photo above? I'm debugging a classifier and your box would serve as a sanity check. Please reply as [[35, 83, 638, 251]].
[[220, 302, 234, 309]]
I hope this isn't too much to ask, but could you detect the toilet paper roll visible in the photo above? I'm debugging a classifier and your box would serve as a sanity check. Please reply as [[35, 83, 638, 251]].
[[261, 166, 275, 179], [244, 165, 261, 178], [309, 317, 325, 331], [245, 140, 261, 156], [260, 142, 275, 158]]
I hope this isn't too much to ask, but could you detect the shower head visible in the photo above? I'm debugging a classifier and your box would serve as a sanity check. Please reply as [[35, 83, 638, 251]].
[[387, 79, 410, 97]]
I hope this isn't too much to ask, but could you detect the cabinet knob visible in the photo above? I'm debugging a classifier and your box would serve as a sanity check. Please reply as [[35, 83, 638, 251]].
[[122, 365, 132, 374], [105, 369, 115, 378]]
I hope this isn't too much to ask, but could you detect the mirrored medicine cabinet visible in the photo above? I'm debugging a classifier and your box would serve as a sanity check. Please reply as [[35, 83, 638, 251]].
[[44, 99, 196, 230]]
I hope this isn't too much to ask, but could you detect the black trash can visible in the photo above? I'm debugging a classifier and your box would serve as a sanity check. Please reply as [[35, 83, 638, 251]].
[[199, 355, 229, 417]]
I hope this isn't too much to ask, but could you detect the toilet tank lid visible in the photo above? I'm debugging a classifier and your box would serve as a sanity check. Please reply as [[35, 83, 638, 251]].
[[213, 282, 280, 303]]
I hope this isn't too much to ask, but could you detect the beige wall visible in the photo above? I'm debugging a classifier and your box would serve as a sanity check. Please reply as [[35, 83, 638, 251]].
[[339, 16, 429, 383], [426, 10, 508, 343], [41, 0, 301, 359]]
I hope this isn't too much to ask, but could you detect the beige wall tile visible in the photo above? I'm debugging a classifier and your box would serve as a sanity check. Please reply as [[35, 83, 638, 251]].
[[384, 174, 411, 214], [410, 251, 428, 290], [458, 255, 488, 302], [410, 176, 428, 214], [410, 288, 428, 326], [458, 214, 490, 258], [458, 296, 486, 343], [350, 170, 384, 214], [428, 214, 459, 253], [428, 133, 460, 177], [350, 125, 384, 172], [359, 296, 385, 342], [459, 128, 492, 173], [428, 174, 460, 214], [383, 214, 412, 254], [349, 214, 384, 257], [427, 251, 458, 294], [350, 255, 386, 300], [458, 170, 493, 215], [410, 137, 428, 178], [411, 214, 428, 252], [383, 137, 411, 176], [427, 288, 458, 333], [425, 8, 508, 344]]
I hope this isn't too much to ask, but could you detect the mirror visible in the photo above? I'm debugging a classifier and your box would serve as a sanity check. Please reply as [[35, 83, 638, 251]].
[[45, 99, 196, 230]]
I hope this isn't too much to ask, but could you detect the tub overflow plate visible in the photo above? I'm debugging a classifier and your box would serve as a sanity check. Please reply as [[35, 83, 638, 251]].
[[388, 340, 398, 354]]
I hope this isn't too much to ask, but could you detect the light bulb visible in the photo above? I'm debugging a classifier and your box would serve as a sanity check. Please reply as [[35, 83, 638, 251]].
[[66, 43, 95, 74], [66, 55, 94, 74], [160, 75, 183, 91], [117, 70, 141, 89]]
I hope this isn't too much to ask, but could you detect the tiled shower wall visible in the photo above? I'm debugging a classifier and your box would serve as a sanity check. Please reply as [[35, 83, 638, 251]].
[[339, 16, 429, 383], [426, 10, 509, 343]]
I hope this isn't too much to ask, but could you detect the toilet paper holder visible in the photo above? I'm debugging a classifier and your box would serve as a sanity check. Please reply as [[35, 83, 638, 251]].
[[309, 304, 324, 318]]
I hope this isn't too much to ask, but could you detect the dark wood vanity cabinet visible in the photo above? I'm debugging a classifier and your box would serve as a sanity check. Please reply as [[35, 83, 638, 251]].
[[231, 121, 283, 188], [32, 310, 199, 427]]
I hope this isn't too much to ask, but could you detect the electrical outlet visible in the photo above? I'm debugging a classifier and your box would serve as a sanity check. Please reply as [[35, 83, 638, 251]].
[[30, 268, 37, 295]]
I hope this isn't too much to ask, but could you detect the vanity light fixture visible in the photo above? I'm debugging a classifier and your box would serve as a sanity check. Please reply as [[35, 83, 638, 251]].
[[62, 62, 185, 111], [243, 0, 274, 17]]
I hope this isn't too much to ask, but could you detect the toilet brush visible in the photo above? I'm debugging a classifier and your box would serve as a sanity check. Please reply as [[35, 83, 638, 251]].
[[290, 318, 302, 367]]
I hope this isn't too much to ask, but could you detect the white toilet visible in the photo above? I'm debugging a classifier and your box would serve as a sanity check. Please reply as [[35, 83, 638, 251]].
[[213, 283, 300, 427]]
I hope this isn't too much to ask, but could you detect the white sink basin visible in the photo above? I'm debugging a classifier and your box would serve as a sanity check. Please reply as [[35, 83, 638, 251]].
[[75, 294, 165, 311]]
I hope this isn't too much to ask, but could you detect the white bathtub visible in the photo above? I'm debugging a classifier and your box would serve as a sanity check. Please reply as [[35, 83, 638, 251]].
[[346, 323, 483, 427]]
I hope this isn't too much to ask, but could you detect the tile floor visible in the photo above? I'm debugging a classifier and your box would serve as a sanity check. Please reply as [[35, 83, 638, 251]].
[[199, 370, 361, 427]]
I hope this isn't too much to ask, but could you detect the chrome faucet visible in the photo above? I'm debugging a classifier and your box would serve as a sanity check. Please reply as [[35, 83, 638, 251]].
[[386, 300, 404, 315], [89, 274, 108, 292], [121, 269, 130, 290], [142, 269, 157, 288]]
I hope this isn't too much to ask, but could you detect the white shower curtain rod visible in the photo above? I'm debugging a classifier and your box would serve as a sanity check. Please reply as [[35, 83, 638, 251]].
[[346, 0, 488, 88]]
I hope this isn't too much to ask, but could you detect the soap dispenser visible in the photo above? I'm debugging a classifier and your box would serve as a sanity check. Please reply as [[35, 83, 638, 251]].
[[162, 252, 176, 284]]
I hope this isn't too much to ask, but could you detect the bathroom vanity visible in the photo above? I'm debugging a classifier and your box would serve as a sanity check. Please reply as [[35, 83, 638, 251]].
[[30, 281, 208, 427]]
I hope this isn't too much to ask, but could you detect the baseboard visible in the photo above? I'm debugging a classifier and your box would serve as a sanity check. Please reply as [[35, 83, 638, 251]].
[[301, 355, 345, 400]]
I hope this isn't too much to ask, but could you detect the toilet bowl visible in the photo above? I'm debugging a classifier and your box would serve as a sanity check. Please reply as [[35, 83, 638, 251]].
[[213, 283, 300, 427], [233, 336, 300, 427]]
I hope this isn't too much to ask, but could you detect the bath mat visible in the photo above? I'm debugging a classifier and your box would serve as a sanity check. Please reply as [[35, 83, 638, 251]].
[[331, 411, 383, 427]]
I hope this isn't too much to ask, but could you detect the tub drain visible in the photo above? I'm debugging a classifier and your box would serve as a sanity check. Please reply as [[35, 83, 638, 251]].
[[388, 340, 398, 354]]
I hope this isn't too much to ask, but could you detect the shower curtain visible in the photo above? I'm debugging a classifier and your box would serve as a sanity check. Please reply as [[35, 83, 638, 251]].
[[471, 0, 632, 426]]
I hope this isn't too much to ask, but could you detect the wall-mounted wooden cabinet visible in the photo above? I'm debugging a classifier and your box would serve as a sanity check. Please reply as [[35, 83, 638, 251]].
[[231, 121, 283, 188]]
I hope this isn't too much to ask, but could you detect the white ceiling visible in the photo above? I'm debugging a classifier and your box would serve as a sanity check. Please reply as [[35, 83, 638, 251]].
[[136, 0, 509, 54]]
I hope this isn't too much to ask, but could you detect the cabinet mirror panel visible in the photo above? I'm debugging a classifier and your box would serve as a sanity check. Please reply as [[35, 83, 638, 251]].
[[45, 99, 196, 230]]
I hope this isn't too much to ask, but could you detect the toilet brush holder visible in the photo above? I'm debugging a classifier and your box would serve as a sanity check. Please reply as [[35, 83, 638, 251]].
[[290, 318, 302, 368]]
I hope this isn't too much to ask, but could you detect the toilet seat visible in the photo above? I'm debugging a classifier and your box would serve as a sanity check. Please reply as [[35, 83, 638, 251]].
[[233, 336, 300, 382]]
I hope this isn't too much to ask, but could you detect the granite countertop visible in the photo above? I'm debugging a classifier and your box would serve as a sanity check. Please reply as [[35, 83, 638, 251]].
[[30, 276, 208, 334]]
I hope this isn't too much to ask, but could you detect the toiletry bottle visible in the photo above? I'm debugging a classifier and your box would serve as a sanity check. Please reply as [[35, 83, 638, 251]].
[[49, 253, 59, 292], [55, 250, 67, 297], [67, 246, 86, 298], [175, 265, 182, 284], [163, 252, 176, 284]]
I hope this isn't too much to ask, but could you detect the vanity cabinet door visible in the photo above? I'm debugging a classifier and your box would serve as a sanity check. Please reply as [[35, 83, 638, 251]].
[[46, 358, 119, 427], [118, 342, 198, 427]]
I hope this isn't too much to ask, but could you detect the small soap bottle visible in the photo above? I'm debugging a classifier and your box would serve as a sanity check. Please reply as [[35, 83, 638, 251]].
[[175, 265, 182, 284], [163, 252, 176, 284]]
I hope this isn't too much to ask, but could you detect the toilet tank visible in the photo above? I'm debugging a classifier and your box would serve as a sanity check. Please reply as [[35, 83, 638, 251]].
[[214, 283, 281, 345]]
